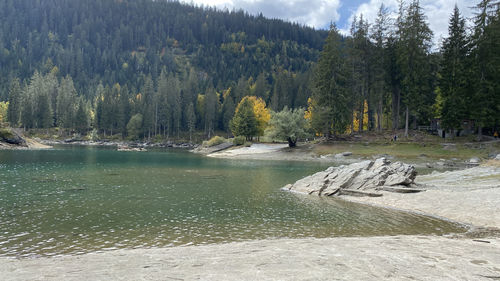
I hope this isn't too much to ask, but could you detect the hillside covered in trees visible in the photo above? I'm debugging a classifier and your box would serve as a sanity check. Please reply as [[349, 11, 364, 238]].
[[1, 0, 499, 141]]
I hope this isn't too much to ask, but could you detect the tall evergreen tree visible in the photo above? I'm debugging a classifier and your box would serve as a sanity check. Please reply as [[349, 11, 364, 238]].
[[397, 0, 434, 137], [230, 97, 258, 140], [204, 87, 218, 138], [371, 4, 391, 131], [186, 102, 196, 142], [439, 5, 471, 131], [470, 0, 500, 138], [7, 78, 22, 127], [313, 25, 350, 137]]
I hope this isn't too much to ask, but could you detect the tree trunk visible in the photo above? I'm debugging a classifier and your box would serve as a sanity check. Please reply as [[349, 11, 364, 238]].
[[404, 105, 409, 138], [351, 110, 355, 135], [287, 137, 296, 148], [377, 99, 383, 132], [392, 87, 400, 130], [359, 85, 364, 133], [477, 126, 483, 141]]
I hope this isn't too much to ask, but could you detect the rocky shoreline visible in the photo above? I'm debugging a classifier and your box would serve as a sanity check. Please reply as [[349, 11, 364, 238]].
[[39, 139, 197, 149]]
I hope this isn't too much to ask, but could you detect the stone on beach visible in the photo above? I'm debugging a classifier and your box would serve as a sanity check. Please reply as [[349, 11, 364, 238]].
[[283, 158, 418, 196]]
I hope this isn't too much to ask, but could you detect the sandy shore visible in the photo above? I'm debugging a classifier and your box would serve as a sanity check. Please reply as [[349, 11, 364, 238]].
[[2, 236, 499, 281], [342, 166, 500, 229]]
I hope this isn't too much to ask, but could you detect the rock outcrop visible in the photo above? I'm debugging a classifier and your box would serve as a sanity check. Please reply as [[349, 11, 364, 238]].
[[0, 128, 26, 145], [191, 142, 233, 154], [283, 158, 421, 197]]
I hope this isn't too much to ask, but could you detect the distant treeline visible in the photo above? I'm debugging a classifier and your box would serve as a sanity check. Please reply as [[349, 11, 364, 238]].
[[1, 0, 499, 140], [0, 0, 324, 99]]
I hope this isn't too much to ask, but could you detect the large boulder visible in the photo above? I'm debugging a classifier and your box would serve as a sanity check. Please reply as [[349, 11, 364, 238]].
[[0, 128, 26, 145], [283, 158, 418, 196]]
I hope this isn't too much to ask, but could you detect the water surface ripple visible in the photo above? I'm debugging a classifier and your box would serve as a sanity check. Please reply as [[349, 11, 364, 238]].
[[0, 146, 465, 257]]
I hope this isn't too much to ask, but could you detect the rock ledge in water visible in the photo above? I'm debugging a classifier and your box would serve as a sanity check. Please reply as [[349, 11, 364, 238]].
[[283, 158, 421, 197]]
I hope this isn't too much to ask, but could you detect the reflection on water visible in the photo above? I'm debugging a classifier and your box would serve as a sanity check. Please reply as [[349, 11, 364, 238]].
[[0, 146, 465, 257]]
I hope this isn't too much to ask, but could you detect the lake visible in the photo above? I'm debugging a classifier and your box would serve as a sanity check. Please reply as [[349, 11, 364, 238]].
[[0, 146, 465, 257]]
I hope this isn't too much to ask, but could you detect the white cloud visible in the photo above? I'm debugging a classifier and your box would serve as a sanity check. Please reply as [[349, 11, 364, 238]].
[[185, 0, 342, 28], [342, 0, 480, 47]]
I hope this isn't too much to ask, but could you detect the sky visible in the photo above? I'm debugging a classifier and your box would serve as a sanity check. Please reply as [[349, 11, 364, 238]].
[[185, 0, 481, 46]]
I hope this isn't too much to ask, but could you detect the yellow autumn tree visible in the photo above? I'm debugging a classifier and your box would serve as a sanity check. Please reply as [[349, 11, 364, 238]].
[[348, 100, 369, 133], [0, 101, 8, 124], [235, 96, 270, 137]]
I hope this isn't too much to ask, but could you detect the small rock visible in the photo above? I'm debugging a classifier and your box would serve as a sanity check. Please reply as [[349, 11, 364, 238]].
[[495, 154, 500, 161], [341, 151, 352, 157], [469, 157, 480, 164]]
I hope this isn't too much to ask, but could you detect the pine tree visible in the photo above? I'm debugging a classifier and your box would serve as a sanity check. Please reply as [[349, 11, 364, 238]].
[[370, 4, 390, 131], [230, 97, 258, 140], [7, 78, 22, 127], [141, 76, 155, 139], [397, 0, 434, 137], [470, 0, 500, 138], [204, 86, 218, 139], [56, 75, 78, 129], [75, 98, 89, 134], [439, 5, 471, 131], [313, 24, 350, 137], [118, 85, 131, 137], [221, 89, 235, 134], [186, 102, 196, 142]]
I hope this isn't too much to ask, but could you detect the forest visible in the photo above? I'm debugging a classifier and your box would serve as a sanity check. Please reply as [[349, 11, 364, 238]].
[[0, 0, 499, 141]]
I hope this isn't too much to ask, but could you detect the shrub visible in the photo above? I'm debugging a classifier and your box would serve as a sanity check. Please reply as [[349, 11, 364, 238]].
[[202, 136, 226, 147], [0, 128, 14, 140], [233, 136, 246, 146]]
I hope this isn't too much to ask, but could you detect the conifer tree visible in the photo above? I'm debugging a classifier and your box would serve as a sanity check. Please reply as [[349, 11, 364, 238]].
[[7, 78, 22, 127], [397, 0, 433, 137], [230, 97, 258, 140], [186, 102, 196, 142], [313, 24, 350, 137], [439, 5, 471, 131], [470, 0, 500, 138]]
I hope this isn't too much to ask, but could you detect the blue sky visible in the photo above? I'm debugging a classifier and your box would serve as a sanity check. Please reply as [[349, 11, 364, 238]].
[[186, 0, 480, 46]]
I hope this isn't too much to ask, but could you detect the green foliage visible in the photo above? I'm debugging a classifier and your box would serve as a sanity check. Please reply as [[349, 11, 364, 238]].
[[0, 128, 14, 140], [312, 25, 351, 137], [469, 0, 500, 134], [265, 107, 309, 147], [397, 0, 434, 136], [88, 129, 99, 142], [2, 0, 498, 141], [202, 136, 227, 147], [0, 0, 324, 100], [439, 6, 470, 130], [7, 79, 21, 127], [230, 98, 258, 140], [232, 136, 246, 146], [126, 113, 143, 140]]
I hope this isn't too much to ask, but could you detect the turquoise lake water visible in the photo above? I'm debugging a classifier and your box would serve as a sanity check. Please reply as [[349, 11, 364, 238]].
[[0, 146, 465, 257]]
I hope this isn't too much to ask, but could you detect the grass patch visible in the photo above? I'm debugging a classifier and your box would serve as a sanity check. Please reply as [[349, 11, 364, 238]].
[[313, 142, 496, 160], [202, 136, 227, 147]]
